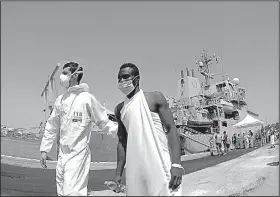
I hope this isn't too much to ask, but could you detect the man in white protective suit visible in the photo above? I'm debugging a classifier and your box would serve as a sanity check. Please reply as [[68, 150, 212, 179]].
[[114, 63, 184, 196], [40, 62, 118, 196]]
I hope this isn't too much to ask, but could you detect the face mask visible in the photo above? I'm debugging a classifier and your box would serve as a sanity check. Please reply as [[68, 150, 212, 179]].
[[59, 66, 83, 88], [118, 76, 138, 96], [59, 74, 70, 88]]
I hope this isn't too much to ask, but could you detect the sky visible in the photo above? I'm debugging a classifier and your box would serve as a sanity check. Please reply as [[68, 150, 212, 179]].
[[1, 1, 279, 128]]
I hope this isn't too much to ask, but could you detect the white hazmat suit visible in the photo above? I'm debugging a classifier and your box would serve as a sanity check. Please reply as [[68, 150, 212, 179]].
[[40, 83, 117, 196]]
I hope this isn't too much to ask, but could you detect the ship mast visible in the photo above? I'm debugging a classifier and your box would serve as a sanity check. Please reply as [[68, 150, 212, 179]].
[[195, 49, 219, 88]]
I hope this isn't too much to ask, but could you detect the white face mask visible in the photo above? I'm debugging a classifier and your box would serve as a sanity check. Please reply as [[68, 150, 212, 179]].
[[118, 76, 138, 96], [59, 74, 70, 88], [59, 66, 83, 88]]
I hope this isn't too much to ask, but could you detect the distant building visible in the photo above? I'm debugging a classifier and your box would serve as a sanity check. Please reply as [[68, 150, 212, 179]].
[[1, 126, 8, 137]]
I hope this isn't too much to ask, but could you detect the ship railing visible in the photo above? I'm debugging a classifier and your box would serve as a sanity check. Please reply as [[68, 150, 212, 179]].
[[239, 97, 246, 102], [212, 128, 219, 133], [207, 113, 219, 120], [215, 92, 223, 98], [203, 97, 222, 108], [221, 91, 246, 102], [229, 92, 238, 100], [207, 114, 213, 120], [221, 90, 230, 101]]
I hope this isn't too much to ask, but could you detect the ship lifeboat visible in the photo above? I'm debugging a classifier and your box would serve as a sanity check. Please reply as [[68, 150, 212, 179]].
[[220, 99, 234, 114]]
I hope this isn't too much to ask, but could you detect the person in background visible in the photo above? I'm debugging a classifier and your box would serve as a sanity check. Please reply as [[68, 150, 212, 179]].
[[226, 135, 231, 151], [222, 131, 229, 154], [209, 133, 215, 156], [236, 133, 240, 149], [258, 132, 262, 146], [179, 135, 186, 155], [232, 133, 237, 150], [266, 130, 270, 144], [244, 132, 249, 149], [261, 128, 266, 146], [247, 131, 251, 148], [240, 133, 245, 149], [249, 130, 254, 148], [270, 130, 275, 148], [215, 131, 223, 156]]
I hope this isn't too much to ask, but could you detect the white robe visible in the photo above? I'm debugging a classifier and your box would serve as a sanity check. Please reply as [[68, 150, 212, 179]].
[[120, 90, 182, 196]]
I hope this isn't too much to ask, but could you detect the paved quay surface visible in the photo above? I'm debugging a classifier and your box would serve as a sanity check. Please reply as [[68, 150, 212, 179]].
[[182, 143, 279, 196], [1, 147, 260, 196]]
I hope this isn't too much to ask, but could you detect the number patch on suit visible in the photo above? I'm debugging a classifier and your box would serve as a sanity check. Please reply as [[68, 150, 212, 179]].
[[72, 111, 83, 123]]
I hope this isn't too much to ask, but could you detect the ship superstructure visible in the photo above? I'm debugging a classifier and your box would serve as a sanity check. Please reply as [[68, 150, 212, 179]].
[[167, 50, 254, 154]]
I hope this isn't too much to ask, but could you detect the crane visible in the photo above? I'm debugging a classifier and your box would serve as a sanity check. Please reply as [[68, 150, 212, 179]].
[[40, 63, 61, 124]]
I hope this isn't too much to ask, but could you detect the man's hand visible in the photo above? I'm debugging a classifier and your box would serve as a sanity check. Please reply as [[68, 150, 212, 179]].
[[114, 174, 122, 184], [40, 151, 47, 169], [111, 175, 125, 193], [169, 166, 185, 190]]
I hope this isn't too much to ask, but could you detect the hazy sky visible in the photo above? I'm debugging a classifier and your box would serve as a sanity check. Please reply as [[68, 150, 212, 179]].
[[1, 1, 279, 128]]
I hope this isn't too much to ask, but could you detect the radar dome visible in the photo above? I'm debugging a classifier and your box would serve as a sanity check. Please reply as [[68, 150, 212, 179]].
[[232, 78, 239, 85]]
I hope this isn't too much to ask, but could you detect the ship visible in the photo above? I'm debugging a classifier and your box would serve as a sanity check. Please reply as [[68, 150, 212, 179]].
[[166, 50, 263, 155]]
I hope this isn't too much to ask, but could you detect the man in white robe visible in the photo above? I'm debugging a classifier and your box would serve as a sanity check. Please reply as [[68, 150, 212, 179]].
[[113, 63, 184, 196]]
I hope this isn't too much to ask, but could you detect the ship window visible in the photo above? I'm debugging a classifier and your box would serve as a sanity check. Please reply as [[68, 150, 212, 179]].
[[222, 121, 227, 127], [181, 79, 184, 85], [216, 85, 222, 92], [216, 83, 226, 92], [213, 121, 219, 127]]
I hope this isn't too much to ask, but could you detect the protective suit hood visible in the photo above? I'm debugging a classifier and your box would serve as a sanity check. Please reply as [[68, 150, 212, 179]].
[[67, 83, 89, 94]]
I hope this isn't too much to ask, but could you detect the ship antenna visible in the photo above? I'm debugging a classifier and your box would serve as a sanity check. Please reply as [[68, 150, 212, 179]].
[[220, 57, 224, 79], [195, 50, 219, 87]]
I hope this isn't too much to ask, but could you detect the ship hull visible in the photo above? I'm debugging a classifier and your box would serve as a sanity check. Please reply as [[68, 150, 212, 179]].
[[187, 120, 213, 128]]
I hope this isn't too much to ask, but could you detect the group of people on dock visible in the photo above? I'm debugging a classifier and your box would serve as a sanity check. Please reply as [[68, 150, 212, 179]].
[[210, 127, 278, 156]]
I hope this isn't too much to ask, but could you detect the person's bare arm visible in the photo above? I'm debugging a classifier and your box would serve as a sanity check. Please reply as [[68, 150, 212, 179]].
[[155, 92, 181, 164], [114, 103, 127, 184], [154, 91, 184, 190]]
